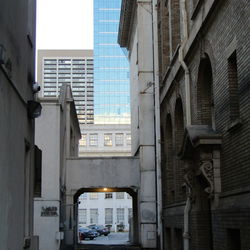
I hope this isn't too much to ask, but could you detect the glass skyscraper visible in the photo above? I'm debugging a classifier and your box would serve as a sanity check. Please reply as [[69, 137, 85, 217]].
[[94, 0, 130, 124]]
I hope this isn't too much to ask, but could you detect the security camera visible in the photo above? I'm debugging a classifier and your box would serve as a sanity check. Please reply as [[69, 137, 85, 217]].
[[32, 82, 41, 93]]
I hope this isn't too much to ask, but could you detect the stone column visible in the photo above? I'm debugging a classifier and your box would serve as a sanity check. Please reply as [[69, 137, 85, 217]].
[[137, 0, 157, 248]]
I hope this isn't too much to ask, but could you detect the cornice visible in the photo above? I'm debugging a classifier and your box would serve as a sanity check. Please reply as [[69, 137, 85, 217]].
[[118, 0, 136, 48]]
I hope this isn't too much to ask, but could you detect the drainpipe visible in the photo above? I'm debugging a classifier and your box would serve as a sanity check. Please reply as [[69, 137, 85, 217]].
[[179, 1, 191, 250], [179, 0, 191, 126], [152, 0, 163, 249]]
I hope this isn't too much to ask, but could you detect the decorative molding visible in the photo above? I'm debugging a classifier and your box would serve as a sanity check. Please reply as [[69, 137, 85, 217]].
[[199, 160, 214, 198]]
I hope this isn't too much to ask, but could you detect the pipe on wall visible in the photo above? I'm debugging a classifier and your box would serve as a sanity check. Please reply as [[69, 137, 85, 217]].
[[179, 1, 191, 250], [152, 0, 163, 249]]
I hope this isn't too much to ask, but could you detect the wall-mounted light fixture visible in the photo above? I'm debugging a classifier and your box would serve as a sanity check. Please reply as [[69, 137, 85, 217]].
[[27, 101, 42, 119]]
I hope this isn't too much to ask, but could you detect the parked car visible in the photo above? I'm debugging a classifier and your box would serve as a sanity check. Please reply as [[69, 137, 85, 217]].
[[88, 225, 110, 236], [79, 227, 96, 240]]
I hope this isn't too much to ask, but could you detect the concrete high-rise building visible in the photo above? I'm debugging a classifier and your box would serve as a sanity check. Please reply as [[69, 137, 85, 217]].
[[37, 50, 94, 125], [94, 0, 130, 124]]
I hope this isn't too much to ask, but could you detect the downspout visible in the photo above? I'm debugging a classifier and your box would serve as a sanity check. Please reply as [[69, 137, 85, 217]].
[[152, 0, 163, 249], [179, 1, 191, 250]]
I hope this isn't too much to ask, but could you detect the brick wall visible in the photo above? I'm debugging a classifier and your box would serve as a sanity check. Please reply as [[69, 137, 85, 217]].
[[159, 0, 250, 249]]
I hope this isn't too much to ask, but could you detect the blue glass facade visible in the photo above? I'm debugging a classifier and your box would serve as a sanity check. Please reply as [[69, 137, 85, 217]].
[[94, 0, 130, 124]]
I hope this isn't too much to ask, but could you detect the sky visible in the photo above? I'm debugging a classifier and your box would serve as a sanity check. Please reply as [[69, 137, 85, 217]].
[[36, 0, 93, 50]]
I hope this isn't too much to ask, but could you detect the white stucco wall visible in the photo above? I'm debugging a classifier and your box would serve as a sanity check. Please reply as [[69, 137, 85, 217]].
[[34, 103, 61, 250]]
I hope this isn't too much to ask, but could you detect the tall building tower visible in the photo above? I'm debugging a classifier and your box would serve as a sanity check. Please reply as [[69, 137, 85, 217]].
[[37, 50, 94, 125], [94, 0, 130, 124]]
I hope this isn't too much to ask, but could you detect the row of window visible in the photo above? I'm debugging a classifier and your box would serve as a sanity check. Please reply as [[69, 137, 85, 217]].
[[78, 207, 132, 225], [80, 192, 132, 200], [79, 133, 131, 147]]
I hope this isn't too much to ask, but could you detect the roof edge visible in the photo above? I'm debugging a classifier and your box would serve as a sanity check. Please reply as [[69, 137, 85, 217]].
[[118, 0, 135, 48]]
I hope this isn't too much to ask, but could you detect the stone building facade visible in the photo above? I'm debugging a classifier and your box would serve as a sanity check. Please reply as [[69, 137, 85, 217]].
[[119, 0, 250, 249], [158, 0, 250, 250]]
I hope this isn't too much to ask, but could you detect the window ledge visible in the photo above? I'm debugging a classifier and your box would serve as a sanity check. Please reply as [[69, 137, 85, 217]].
[[226, 118, 242, 132]]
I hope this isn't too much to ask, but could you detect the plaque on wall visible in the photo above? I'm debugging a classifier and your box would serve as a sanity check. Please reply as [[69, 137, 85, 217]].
[[41, 206, 58, 217]]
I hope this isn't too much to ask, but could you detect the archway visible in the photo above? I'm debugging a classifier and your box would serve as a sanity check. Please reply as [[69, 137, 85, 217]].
[[73, 187, 139, 248]]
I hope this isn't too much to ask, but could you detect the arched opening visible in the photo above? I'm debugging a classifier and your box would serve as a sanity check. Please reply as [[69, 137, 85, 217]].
[[197, 54, 214, 127], [72, 187, 138, 248], [174, 98, 185, 202]]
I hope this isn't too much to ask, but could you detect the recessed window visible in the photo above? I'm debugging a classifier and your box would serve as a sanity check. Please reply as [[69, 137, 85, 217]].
[[89, 133, 98, 146], [105, 208, 113, 224], [105, 193, 113, 199], [78, 209, 87, 224], [228, 50, 240, 122], [115, 133, 124, 146], [126, 134, 131, 146], [117, 208, 124, 223], [89, 193, 98, 200], [79, 134, 87, 146], [90, 209, 98, 224], [104, 133, 113, 146]]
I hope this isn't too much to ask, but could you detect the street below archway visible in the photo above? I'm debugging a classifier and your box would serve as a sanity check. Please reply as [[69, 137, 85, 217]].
[[80, 232, 129, 245]]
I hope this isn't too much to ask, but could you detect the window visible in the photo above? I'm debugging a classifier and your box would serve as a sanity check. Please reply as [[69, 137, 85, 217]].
[[34, 146, 42, 197], [79, 193, 87, 200], [126, 134, 131, 146], [89, 133, 98, 146], [78, 209, 87, 224], [89, 193, 98, 200], [227, 229, 241, 250], [115, 133, 124, 146], [104, 133, 113, 146], [228, 51, 240, 123], [105, 208, 113, 224], [79, 134, 87, 146], [116, 192, 124, 199], [117, 208, 124, 223], [105, 193, 113, 199], [90, 209, 98, 224]]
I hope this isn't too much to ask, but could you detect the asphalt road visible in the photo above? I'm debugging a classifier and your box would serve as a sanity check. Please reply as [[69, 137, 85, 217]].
[[80, 232, 129, 245]]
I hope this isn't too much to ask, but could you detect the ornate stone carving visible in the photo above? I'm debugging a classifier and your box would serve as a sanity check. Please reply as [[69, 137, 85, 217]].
[[199, 161, 214, 198]]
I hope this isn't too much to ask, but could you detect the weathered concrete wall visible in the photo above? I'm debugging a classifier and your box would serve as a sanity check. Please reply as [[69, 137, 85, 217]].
[[66, 157, 140, 192], [119, 1, 158, 248], [0, 0, 37, 249]]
